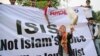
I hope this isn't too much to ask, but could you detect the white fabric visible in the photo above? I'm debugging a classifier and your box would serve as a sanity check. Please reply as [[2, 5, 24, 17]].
[[83, 7, 93, 18], [0, 4, 97, 56]]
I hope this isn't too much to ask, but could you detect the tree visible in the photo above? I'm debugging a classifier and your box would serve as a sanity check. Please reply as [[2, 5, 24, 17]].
[[16, 0, 31, 6], [16, 0, 59, 8], [16, 0, 23, 5], [96, 11, 100, 22], [92, 11, 100, 23]]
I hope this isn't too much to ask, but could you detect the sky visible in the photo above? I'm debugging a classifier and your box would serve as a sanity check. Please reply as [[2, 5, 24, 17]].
[[0, 0, 100, 11]]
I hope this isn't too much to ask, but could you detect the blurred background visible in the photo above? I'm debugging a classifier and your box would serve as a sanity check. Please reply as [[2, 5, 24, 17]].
[[0, 0, 100, 23]]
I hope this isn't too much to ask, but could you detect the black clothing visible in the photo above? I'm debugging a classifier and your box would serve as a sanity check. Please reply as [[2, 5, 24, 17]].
[[57, 33, 73, 56], [88, 24, 96, 37], [0, 2, 2, 4], [57, 33, 63, 56], [67, 33, 73, 56]]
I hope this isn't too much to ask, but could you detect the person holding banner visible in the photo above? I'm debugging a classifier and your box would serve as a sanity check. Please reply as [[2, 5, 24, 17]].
[[57, 0, 78, 25], [9, 0, 16, 5], [44, 0, 53, 25], [30, 0, 36, 7], [57, 25, 74, 56], [94, 23, 100, 56], [88, 18, 96, 39], [81, 0, 93, 20], [44, 0, 78, 25]]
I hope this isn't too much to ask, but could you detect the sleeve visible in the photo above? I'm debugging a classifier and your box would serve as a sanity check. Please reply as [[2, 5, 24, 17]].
[[94, 24, 99, 37], [67, 7, 78, 25], [44, 7, 48, 16], [67, 33, 73, 39]]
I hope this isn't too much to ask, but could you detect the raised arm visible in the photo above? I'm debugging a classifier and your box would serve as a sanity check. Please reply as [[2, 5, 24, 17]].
[[67, 7, 78, 25]]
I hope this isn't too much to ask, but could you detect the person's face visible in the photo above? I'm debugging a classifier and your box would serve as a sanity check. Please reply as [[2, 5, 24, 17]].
[[47, 0, 52, 7], [59, 25, 66, 33], [9, 0, 16, 5], [31, 1, 36, 7], [86, 1, 90, 6], [88, 20, 94, 25]]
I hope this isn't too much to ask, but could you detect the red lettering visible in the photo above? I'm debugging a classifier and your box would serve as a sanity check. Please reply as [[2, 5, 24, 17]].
[[50, 11, 55, 15], [59, 10, 63, 15], [50, 9, 67, 16]]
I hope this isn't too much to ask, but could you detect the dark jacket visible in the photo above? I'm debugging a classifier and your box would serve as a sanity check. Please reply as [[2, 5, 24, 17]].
[[57, 32, 73, 56], [67, 33, 73, 56]]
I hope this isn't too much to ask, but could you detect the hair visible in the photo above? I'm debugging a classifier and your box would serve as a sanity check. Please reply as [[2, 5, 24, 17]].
[[88, 17, 94, 20], [59, 25, 66, 32], [31, 0, 36, 1], [86, 0, 90, 2], [47, 0, 52, 7], [47, 0, 51, 1], [60, 25, 66, 29]]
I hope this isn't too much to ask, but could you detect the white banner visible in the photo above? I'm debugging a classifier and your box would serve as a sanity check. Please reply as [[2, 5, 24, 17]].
[[0, 4, 97, 56]]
